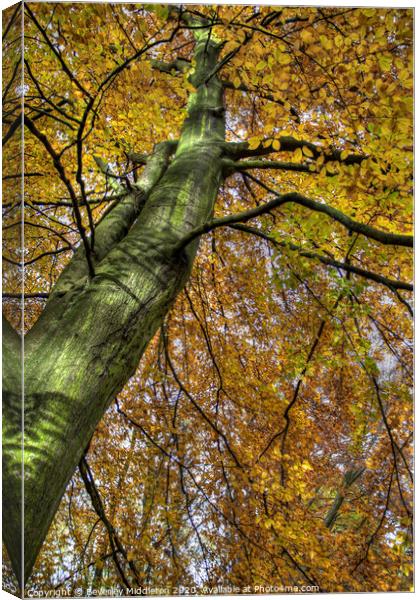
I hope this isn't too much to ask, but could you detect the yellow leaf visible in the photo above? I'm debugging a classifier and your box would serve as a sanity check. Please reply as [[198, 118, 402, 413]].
[[301, 30, 312, 44], [302, 146, 314, 158], [294, 148, 303, 161], [272, 139, 281, 151], [320, 35, 333, 51], [278, 53, 291, 66], [248, 137, 261, 150]]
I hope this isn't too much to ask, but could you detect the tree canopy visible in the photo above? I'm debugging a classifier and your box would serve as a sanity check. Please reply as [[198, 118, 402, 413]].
[[2, 2, 413, 595]]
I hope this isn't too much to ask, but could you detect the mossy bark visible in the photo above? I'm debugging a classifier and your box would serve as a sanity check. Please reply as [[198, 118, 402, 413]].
[[2, 24, 226, 586], [2, 316, 23, 583]]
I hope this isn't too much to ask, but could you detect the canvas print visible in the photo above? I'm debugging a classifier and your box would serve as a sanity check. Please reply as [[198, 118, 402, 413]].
[[2, 1, 413, 596]]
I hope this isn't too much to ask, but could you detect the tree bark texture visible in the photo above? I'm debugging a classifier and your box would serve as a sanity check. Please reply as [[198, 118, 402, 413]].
[[3, 24, 226, 586]]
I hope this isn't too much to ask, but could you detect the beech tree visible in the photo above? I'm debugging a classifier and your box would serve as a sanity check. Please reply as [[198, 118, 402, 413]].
[[2, 2, 413, 594]]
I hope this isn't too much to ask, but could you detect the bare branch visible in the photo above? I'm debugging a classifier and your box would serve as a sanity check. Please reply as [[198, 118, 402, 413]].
[[3, 292, 49, 299], [3, 246, 71, 267], [24, 115, 95, 277]]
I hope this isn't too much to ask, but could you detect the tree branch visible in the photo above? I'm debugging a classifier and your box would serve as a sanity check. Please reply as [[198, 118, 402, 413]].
[[24, 115, 95, 277], [150, 57, 191, 74], [2, 115, 21, 146], [324, 467, 365, 529], [222, 157, 324, 176], [222, 135, 367, 165], [221, 79, 301, 122], [174, 182, 413, 252], [79, 457, 141, 587], [3, 292, 49, 299], [243, 173, 413, 247], [3, 246, 71, 267], [229, 224, 413, 291], [49, 141, 175, 301], [25, 5, 92, 99]]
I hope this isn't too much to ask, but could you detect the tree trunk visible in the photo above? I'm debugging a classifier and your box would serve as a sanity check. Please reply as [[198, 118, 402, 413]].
[[3, 23, 225, 586], [2, 316, 23, 582]]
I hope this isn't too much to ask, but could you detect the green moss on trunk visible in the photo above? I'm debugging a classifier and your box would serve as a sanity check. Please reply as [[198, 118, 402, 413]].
[[2, 23, 226, 587]]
